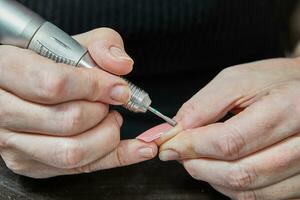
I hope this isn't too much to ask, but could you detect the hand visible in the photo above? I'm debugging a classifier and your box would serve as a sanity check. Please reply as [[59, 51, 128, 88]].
[[0, 28, 157, 178], [158, 58, 300, 199]]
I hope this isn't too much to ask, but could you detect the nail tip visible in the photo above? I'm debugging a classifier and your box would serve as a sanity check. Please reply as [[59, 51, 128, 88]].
[[136, 123, 173, 143]]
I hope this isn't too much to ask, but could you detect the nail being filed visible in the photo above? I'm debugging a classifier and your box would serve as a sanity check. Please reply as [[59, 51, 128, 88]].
[[147, 106, 177, 127]]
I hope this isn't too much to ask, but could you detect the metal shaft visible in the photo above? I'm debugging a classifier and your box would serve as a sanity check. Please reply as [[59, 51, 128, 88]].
[[147, 106, 177, 127]]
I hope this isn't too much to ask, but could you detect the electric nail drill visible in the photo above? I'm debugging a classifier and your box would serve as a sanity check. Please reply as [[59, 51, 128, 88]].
[[0, 0, 177, 126]]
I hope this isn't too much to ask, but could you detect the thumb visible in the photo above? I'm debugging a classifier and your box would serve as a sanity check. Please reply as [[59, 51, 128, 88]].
[[176, 68, 245, 129], [73, 28, 134, 75]]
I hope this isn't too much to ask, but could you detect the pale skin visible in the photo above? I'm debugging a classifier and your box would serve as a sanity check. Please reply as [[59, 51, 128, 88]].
[[0, 28, 158, 178], [158, 58, 300, 200]]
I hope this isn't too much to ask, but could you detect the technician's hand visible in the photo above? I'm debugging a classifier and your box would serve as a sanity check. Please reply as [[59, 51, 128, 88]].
[[0, 28, 157, 178], [159, 58, 300, 199]]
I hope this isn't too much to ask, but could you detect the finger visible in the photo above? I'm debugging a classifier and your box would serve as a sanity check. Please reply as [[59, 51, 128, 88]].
[[1, 150, 75, 178], [0, 45, 130, 105], [181, 135, 300, 191], [211, 173, 300, 200], [160, 91, 297, 160], [0, 89, 108, 136], [136, 123, 183, 145], [175, 67, 247, 129], [74, 139, 158, 172], [73, 28, 133, 75], [175, 59, 299, 129], [2, 139, 157, 178], [1, 111, 123, 169]]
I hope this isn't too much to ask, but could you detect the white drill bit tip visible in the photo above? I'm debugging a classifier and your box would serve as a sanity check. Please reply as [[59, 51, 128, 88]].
[[147, 106, 177, 127]]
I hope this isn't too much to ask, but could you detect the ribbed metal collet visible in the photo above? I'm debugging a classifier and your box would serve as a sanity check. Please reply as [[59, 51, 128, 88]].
[[123, 81, 152, 113]]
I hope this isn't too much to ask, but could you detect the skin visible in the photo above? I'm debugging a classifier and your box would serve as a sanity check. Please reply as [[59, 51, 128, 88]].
[[0, 28, 158, 178], [157, 58, 300, 199]]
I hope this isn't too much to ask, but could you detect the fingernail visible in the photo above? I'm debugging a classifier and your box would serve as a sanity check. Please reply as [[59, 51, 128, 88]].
[[159, 150, 179, 161], [110, 46, 133, 62], [136, 123, 173, 143], [111, 85, 130, 104], [138, 147, 155, 158]]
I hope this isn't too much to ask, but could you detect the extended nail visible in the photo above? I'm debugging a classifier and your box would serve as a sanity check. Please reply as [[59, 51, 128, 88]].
[[136, 123, 173, 143]]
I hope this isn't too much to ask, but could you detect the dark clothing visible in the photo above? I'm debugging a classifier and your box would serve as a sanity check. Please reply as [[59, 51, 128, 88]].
[[17, 0, 297, 137]]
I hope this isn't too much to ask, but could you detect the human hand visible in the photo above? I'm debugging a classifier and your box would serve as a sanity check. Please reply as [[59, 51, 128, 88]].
[[0, 28, 157, 178], [157, 58, 300, 199]]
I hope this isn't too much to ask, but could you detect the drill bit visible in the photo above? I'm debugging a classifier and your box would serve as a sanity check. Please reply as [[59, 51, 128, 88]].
[[147, 106, 177, 127]]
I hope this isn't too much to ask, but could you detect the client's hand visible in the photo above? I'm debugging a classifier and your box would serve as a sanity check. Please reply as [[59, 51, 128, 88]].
[[158, 58, 300, 199]]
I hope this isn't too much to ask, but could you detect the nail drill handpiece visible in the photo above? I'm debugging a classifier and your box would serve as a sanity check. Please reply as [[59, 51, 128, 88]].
[[0, 0, 176, 126]]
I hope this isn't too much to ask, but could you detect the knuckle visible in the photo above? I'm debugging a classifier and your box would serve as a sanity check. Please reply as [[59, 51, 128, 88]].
[[213, 125, 246, 160], [224, 64, 247, 75], [219, 66, 237, 77], [226, 164, 257, 190], [62, 105, 85, 134], [36, 71, 67, 102], [58, 140, 85, 168], [218, 66, 246, 82], [179, 101, 199, 117]]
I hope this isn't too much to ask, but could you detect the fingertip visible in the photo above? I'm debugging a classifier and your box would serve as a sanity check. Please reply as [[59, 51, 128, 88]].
[[89, 42, 134, 76], [156, 123, 183, 146], [75, 28, 134, 75], [106, 46, 134, 75]]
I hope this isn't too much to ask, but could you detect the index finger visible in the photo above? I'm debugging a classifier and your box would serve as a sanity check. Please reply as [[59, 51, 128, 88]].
[[0, 45, 130, 105], [159, 92, 296, 161]]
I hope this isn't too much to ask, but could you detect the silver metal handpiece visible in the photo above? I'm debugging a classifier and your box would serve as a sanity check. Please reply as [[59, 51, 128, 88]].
[[0, 0, 177, 126]]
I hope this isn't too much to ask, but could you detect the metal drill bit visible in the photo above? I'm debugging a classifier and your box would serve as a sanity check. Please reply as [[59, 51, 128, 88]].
[[147, 106, 177, 127]]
